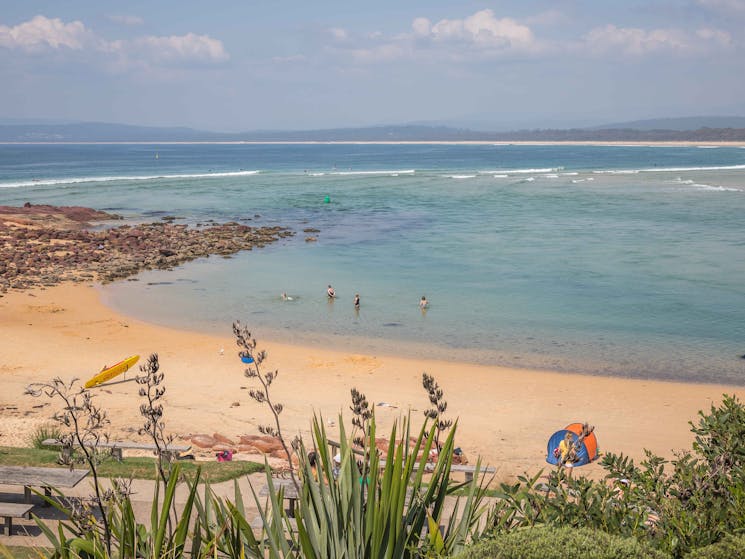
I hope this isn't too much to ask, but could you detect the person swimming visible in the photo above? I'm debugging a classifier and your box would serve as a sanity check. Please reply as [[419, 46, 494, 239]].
[[281, 292, 295, 301], [327, 285, 336, 299]]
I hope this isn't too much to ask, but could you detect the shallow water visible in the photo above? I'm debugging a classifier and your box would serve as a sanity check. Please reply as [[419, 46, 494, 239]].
[[2, 143, 745, 384]]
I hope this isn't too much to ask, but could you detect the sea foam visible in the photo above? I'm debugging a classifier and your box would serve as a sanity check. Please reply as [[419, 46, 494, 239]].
[[595, 164, 745, 175], [328, 169, 415, 176], [0, 170, 261, 189], [480, 167, 561, 175]]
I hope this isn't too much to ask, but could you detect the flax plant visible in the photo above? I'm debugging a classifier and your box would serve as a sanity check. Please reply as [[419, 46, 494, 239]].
[[233, 321, 299, 490], [26, 378, 114, 555]]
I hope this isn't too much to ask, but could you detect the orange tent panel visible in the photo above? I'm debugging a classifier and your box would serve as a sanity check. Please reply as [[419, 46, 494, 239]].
[[565, 422, 598, 460]]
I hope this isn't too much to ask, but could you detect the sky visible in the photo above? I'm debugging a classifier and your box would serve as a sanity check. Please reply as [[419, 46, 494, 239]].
[[1, 1, 745, 131]]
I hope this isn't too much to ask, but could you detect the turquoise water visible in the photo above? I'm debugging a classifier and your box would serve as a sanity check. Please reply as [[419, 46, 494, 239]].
[[1, 143, 744, 383]]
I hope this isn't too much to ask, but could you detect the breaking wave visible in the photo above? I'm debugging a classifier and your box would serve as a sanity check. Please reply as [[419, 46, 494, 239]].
[[0, 170, 261, 189]]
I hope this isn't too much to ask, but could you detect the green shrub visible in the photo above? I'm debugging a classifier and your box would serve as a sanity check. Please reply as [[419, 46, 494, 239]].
[[479, 394, 745, 558], [455, 525, 670, 559], [685, 534, 745, 559], [28, 424, 62, 450]]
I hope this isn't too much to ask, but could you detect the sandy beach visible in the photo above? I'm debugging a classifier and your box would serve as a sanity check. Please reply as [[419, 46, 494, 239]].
[[2, 282, 743, 482]]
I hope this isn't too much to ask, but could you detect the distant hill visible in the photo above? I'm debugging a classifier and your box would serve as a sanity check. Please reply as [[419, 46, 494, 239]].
[[2, 119, 745, 142], [0, 122, 218, 142], [590, 116, 745, 131]]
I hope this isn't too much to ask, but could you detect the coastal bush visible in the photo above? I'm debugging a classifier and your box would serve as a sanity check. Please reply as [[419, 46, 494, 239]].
[[454, 525, 670, 559], [684, 534, 745, 559], [476, 394, 745, 559]]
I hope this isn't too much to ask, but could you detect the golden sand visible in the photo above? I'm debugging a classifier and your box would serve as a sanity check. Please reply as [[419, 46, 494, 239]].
[[2, 283, 743, 480]]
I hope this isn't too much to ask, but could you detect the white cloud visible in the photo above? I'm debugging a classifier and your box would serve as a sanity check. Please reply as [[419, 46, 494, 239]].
[[0, 15, 228, 67], [421, 10, 535, 49], [582, 24, 735, 56], [412, 17, 431, 37], [0, 15, 90, 51], [585, 24, 696, 55], [328, 27, 348, 41], [130, 33, 229, 63], [107, 14, 144, 26], [696, 27, 733, 46]]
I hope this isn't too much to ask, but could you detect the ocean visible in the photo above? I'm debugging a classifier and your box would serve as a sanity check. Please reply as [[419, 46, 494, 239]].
[[1, 143, 744, 384]]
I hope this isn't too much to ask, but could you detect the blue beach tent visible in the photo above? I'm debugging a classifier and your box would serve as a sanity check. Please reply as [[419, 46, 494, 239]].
[[545, 422, 599, 467]]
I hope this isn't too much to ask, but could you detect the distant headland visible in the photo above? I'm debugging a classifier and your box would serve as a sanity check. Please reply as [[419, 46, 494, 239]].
[[3, 116, 745, 143]]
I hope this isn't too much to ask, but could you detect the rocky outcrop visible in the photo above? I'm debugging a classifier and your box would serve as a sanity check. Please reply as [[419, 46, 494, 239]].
[[0, 205, 295, 293], [0, 203, 118, 229]]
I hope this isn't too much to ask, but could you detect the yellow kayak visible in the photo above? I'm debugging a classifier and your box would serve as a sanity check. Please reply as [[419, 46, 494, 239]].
[[84, 355, 140, 388]]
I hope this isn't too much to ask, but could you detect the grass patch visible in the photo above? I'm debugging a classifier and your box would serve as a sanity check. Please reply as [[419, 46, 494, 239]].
[[0, 545, 50, 559], [0, 446, 59, 467], [0, 446, 263, 483], [27, 424, 63, 451]]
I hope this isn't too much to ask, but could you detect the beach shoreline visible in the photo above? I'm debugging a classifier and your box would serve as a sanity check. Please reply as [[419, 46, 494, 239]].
[[2, 282, 744, 481]]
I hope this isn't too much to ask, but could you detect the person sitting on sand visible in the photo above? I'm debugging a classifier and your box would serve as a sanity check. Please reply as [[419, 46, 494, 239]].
[[327, 285, 336, 299], [419, 295, 429, 309], [559, 432, 576, 476]]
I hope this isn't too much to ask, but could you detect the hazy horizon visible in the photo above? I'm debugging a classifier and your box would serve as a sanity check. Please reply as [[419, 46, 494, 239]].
[[2, 2, 745, 131]]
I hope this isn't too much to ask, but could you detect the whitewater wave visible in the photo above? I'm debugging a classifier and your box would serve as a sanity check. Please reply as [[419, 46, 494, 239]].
[[672, 177, 742, 191], [328, 169, 415, 176], [543, 174, 559, 178], [491, 174, 508, 178], [447, 174, 476, 179], [0, 170, 261, 189], [595, 164, 745, 175], [642, 164, 745, 172], [480, 167, 562, 175], [691, 183, 742, 192]]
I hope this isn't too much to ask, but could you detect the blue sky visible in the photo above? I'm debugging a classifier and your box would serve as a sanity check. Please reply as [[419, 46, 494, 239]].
[[1, 1, 744, 131]]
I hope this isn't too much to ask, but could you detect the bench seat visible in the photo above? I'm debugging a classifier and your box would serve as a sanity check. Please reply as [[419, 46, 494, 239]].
[[449, 464, 497, 482], [0, 502, 34, 535]]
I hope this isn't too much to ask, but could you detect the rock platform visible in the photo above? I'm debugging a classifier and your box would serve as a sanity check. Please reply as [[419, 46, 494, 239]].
[[0, 204, 295, 293]]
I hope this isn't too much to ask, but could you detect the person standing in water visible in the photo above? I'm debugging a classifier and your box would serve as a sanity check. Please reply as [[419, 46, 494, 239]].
[[419, 295, 429, 310], [327, 285, 336, 299], [354, 293, 360, 309]]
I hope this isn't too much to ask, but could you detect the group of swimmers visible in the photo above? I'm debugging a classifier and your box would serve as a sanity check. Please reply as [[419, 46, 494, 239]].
[[281, 286, 429, 311], [327, 285, 428, 311]]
